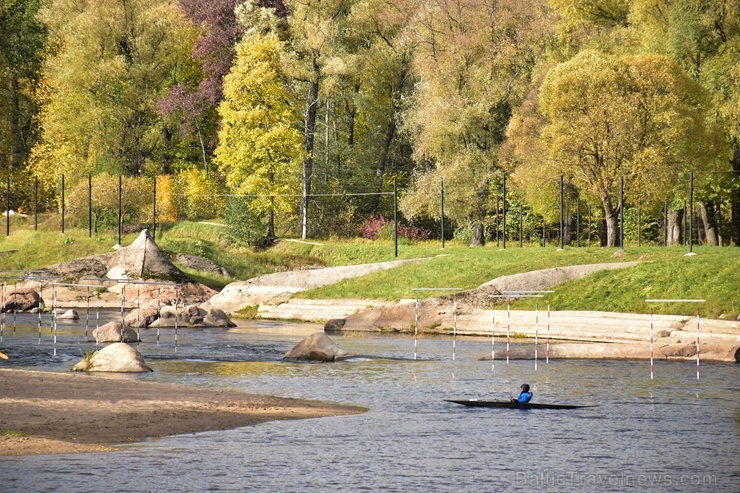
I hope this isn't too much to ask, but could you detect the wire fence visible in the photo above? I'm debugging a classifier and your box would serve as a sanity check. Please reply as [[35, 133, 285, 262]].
[[2, 170, 739, 249]]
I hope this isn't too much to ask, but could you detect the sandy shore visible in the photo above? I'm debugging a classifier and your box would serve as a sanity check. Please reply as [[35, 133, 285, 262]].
[[0, 369, 365, 456]]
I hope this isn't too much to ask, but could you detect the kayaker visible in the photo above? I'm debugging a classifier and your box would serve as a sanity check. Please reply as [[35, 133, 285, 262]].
[[511, 383, 533, 403]]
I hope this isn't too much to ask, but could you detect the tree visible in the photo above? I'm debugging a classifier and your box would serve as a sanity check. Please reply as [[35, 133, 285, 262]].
[[630, 0, 740, 245], [533, 50, 725, 246], [0, 0, 46, 201], [214, 31, 302, 244], [399, 0, 553, 243], [30, 0, 198, 188]]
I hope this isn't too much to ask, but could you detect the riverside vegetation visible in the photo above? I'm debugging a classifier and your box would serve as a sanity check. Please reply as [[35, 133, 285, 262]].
[[0, 220, 737, 319]]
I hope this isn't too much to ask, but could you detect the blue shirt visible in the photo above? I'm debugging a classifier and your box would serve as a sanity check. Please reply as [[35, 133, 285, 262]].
[[515, 391, 533, 404]]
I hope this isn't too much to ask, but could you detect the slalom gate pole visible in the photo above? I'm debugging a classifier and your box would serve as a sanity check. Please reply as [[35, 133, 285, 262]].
[[85, 286, 90, 340], [650, 308, 654, 380], [491, 309, 495, 372], [414, 295, 419, 360], [156, 288, 161, 346], [546, 299, 551, 364], [12, 281, 17, 336], [506, 298, 510, 364], [95, 292, 100, 350], [696, 309, 700, 381], [1, 282, 5, 342], [452, 296, 457, 361], [534, 301, 539, 371], [645, 299, 704, 381], [52, 285, 57, 356], [37, 282, 42, 344]]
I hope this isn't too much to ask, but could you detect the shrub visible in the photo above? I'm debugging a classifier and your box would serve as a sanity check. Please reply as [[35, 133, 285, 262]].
[[360, 214, 431, 243]]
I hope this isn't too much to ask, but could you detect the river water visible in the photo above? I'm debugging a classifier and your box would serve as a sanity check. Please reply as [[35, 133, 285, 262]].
[[0, 313, 738, 492]]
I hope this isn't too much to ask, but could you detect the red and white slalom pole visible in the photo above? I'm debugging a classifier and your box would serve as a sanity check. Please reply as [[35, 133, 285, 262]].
[[546, 299, 551, 364], [506, 298, 511, 364], [650, 308, 654, 380], [696, 309, 700, 381]]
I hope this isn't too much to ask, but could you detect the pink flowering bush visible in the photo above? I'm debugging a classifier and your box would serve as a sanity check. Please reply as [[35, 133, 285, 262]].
[[361, 214, 431, 243]]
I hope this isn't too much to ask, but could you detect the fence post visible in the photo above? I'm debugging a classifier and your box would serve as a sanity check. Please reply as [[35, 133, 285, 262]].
[[5, 176, 9, 237], [88, 174, 92, 238], [440, 177, 445, 249], [152, 176, 157, 242], [559, 174, 564, 249], [393, 177, 398, 257], [118, 174, 122, 245], [61, 174, 65, 234], [502, 173, 507, 249]]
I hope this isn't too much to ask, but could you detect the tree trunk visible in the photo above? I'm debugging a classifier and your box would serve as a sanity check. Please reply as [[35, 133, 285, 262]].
[[602, 200, 618, 247], [469, 223, 485, 246], [699, 202, 718, 246], [301, 60, 320, 240], [667, 207, 684, 246]]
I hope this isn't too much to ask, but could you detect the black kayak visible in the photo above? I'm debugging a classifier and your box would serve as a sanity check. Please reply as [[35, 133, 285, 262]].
[[445, 399, 597, 410]]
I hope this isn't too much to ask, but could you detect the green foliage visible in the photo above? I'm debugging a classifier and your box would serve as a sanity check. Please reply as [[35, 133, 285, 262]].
[[214, 31, 302, 242], [173, 168, 225, 220], [31, 0, 198, 184], [65, 173, 153, 231]]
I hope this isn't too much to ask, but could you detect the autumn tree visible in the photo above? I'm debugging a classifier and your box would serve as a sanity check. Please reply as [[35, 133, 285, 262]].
[[214, 30, 302, 244], [31, 0, 198, 189], [0, 0, 46, 203], [399, 0, 553, 244], [630, 0, 740, 245], [530, 50, 724, 247]]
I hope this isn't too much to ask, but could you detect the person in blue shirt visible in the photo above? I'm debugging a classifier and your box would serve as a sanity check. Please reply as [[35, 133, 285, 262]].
[[511, 383, 533, 403]]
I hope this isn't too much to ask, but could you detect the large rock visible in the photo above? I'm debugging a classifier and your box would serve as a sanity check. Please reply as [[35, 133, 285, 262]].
[[1, 287, 42, 312], [93, 321, 140, 343], [284, 332, 352, 362], [72, 343, 152, 372], [175, 253, 231, 277], [124, 306, 161, 328], [19, 229, 216, 306], [148, 303, 236, 328]]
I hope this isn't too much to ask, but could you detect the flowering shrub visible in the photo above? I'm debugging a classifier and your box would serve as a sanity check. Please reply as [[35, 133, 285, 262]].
[[361, 214, 431, 242]]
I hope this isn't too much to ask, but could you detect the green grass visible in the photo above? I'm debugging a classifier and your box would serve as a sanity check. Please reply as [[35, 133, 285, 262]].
[[1, 222, 738, 318]]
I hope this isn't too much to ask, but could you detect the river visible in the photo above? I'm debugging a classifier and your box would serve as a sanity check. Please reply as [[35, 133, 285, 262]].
[[0, 314, 738, 492]]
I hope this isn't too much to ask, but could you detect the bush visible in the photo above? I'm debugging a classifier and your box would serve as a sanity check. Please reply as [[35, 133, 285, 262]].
[[360, 214, 431, 243]]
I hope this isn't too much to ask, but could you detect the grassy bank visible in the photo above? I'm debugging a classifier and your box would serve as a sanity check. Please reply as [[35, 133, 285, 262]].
[[0, 221, 738, 318]]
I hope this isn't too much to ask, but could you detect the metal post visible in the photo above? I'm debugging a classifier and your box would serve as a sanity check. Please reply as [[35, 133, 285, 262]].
[[61, 174, 65, 234], [559, 174, 564, 249], [502, 174, 507, 249], [152, 176, 157, 241], [393, 177, 398, 257], [118, 174, 122, 245], [649, 308, 654, 380], [576, 197, 580, 247], [452, 296, 457, 361], [588, 205, 592, 247], [440, 177, 445, 249], [5, 176, 9, 236], [88, 174, 92, 238], [34, 177, 38, 231], [491, 308, 495, 371], [620, 176, 624, 249], [689, 171, 694, 254], [637, 200, 642, 247], [519, 203, 523, 248], [414, 295, 419, 360], [506, 298, 511, 364], [496, 198, 500, 247]]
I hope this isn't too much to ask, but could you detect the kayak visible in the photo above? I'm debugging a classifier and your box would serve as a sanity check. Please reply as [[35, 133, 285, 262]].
[[444, 399, 597, 410]]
